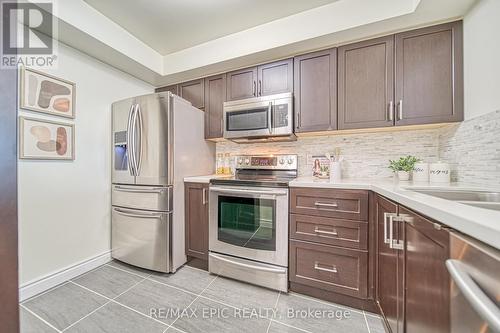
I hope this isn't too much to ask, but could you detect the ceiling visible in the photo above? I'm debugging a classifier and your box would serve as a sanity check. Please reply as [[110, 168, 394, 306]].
[[83, 0, 339, 55]]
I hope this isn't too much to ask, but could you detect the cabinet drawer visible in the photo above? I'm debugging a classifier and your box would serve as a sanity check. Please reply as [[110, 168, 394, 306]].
[[290, 240, 368, 298], [290, 188, 368, 220], [290, 214, 367, 250]]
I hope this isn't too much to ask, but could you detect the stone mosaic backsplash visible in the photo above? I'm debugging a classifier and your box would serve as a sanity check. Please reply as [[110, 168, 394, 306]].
[[216, 129, 440, 179], [216, 110, 500, 186], [438, 110, 500, 186]]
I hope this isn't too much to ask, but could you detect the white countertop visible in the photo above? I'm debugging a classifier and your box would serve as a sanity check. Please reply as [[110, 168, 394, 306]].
[[184, 174, 232, 183], [291, 177, 500, 250]]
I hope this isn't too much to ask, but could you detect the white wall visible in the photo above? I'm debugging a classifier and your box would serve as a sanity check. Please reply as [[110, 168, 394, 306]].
[[18, 43, 153, 284], [463, 0, 500, 119]]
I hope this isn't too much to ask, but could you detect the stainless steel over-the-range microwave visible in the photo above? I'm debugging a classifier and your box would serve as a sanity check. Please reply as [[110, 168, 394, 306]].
[[223, 92, 295, 143]]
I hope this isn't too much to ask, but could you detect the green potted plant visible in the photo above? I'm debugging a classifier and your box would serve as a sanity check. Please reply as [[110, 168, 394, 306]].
[[389, 156, 420, 181]]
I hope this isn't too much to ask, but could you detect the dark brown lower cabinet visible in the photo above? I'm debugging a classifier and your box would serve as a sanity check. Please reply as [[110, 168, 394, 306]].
[[402, 206, 450, 333], [289, 188, 376, 312], [185, 183, 209, 262], [376, 195, 403, 333], [376, 195, 450, 333]]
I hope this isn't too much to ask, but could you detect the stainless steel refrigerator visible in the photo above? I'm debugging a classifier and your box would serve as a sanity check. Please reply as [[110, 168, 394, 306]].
[[111, 92, 214, 273]]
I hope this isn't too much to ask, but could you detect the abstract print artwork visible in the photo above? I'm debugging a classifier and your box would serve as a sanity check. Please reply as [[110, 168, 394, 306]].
[[20, 67, 76, 119], [19, 117, 75, 160]]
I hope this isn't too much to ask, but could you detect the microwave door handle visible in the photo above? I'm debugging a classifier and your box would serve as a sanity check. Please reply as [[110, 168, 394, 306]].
[[126, 104, 136, 176], [268, 101, 273, 134]]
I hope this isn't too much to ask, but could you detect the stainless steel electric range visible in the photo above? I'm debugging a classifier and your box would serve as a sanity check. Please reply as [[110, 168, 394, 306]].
[[208, 154, 298, 292]]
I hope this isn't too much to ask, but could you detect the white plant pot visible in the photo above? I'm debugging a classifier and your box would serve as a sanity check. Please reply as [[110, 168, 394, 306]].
[[397, 171, 410, 181]]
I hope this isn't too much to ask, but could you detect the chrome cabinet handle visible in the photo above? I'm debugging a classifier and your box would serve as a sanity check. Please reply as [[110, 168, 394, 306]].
[[258, 80, 262, 96], [253, 81, 256, 96], [388, 213, 404, 250], [314, 262, 337, 274], [314, 201, 339, 208], [113, 208, 162, 219], [126, 104, 136, 176], [202, 187, 208, 205], [446, 259, 500, 333], [383, 213, 391, 244], [397, 100, 403, 120], [314, 227, 338, 236], [388, 101, 394, 121]]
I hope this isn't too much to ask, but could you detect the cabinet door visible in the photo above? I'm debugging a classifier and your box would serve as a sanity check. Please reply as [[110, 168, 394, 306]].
[[338, 36, 395, 129], [401, 206, 450, 333], [179, 79, 205, 109], [294, 48, 337, 133], [395, 21, 463, 126], [226, 67, 257, 101], [155, 84, 178, 95], [376, 195, 402, 333], [204, 74, 226, 139], [184, 183, 209, 260], [257, 59, 293, 96]]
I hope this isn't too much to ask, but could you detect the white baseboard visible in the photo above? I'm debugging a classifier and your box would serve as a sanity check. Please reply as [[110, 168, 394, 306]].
[[19, 251, 112, 302]]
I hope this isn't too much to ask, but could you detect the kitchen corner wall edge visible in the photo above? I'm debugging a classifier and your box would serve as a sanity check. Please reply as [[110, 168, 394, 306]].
[[18, 251, 112, 302]]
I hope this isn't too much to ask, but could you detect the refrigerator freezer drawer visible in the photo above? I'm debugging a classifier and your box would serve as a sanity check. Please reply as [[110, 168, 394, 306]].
[[111, 207, 171, 273], [112, 185, 172, 211]]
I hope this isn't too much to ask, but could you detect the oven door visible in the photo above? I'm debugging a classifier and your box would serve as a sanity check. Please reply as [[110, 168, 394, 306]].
[[223, 100, 273, 139], [209, 186, 288, 267]]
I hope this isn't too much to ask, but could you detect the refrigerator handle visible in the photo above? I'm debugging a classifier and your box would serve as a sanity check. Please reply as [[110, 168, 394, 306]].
[[134, 103, 143, 176], [126, 104, 136, 176]]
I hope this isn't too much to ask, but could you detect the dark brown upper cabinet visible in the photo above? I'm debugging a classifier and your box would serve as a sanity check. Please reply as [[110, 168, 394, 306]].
[[226, 67, 258, 101], [204, 74, 226, 139], [338, 36, 395, 130], [185, 182, 209, 260], [257, 59, 293, 96], [294, 48, 337, 133], [395, 21, 463, 126], [155, 84, 178, 95], [179, 79, 205, 109], [226, 59, 293, 101]]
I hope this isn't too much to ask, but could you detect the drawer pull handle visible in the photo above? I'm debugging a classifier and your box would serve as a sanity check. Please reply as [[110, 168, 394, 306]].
[[314, 201, 339, 209], [314, 262, 338, 274], [314, 227, 338, 236]]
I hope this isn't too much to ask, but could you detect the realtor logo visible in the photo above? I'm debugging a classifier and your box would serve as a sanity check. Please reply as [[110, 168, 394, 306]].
[[1, 1, 57, 68]]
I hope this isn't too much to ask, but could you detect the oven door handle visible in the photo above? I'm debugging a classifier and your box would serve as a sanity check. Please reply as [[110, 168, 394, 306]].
[[210, 253, 287, 274], [209, 186, 288, 196]]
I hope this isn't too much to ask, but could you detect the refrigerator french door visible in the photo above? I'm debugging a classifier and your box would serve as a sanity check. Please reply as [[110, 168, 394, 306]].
[[111, 93, 172, 272], [112, 94, 170, 186]]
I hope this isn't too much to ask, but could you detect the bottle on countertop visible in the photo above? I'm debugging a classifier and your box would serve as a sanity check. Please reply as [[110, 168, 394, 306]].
[[216, 153, 224, 175], [224, 153, 232, 175]]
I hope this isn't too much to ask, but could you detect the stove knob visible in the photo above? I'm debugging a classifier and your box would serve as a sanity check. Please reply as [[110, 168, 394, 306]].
[[238, 158, 243, 165], [245, 158, 250, 165], [287, 158, 294, 165], [279, 159, 285, 165]]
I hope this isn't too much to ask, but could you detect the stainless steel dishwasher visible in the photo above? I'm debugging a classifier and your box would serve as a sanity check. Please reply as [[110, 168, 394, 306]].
[[447, 232, 500, 333]]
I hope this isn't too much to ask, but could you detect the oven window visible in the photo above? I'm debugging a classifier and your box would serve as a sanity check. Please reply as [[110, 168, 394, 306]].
[[217, 196, 276, 251], [226, 108, 268, 131]]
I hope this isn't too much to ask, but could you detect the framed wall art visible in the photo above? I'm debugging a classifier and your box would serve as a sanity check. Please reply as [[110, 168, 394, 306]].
[[19, 117, 75, 160], [20, 67, 76, 119]]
